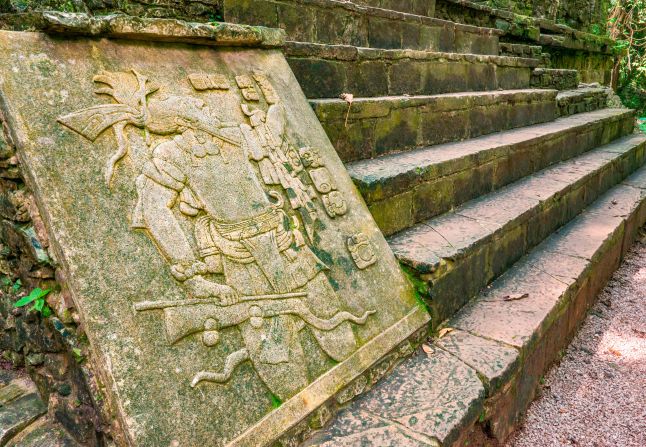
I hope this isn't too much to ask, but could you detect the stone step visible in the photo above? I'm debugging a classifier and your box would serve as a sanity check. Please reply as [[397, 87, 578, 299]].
[[5, 417, 79, 447], [311, 89, 558, 163], [435, 0, 541, 43], [223, 0, 501, 54], [538, 30, 613, 55], [306, 164, 646, 446], [285, 42, 539, 98], [0, 374, 47, 445], [350, 108, 634, 236], [434, 0, 615, 84], [557, 87, 609, 117], [351, 0, 436, 16], [436, 0, 615, 55], [531, 68, 579, 90], [499, 42, 542, 59], [388, 132, 646, 325]]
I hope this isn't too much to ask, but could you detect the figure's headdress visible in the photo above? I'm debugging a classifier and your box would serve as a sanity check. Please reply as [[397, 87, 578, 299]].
[[58, 69, 158, 186]]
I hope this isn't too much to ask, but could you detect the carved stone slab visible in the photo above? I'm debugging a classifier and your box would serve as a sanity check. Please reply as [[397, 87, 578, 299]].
[[0, 20, 429, 446]]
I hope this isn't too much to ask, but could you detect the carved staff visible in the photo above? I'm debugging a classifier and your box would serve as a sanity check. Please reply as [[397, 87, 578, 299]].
[[134, 291, 308, 311]]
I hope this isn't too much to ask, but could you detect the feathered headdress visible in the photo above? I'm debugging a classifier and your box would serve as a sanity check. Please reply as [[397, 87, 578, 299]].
[[57, 69, 159, 186]]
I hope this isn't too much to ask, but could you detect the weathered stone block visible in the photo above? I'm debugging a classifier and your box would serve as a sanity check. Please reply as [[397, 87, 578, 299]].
[[316, 9, 367, 47], [411, 176, 455, 224], [496, 65, 530, 90], [435, 329, 519, 393], [305, 349, 485, 447], [223, 0, 279, 28], [347, 60, 390, 98], [276, 2, 315, 42], [368, 191, 414, 237], [0, 20, 430, 445], [0, 393, 47, 444], [288, 57, 348, 98]]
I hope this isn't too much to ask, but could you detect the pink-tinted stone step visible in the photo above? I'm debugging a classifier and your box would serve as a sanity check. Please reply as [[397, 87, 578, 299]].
[[304, 348, 484, 447], [447, 166, 646, 440], [352, 108, 634, 236], [434, 329, 519, 393], [307, 164, 646, 447], [389, 133, 646, 325]]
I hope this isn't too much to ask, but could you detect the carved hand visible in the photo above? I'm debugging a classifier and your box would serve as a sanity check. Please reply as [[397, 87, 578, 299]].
[[217, 284, 239, 306], [184, 276, 240, 306]]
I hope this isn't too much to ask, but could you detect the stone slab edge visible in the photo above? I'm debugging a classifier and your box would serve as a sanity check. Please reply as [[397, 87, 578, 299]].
[[233, 306, 430, 446], [1, 12, 285, 48], [284, 41, 539, 67], [414, 174, 646, 445]]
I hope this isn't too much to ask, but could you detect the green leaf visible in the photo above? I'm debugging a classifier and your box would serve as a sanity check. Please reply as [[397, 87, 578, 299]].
[[13, 287, 51, 308], [11, 279, 22, 292], [14, 294, 37, 308], [41, 306, 52, 318], [33, 298, 45, 312], [269, 393, 282, 408], [72, 348, 84, 363]]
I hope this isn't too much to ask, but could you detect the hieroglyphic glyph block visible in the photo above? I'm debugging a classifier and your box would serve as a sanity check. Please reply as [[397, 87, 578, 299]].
[[0, 17, 429, 446]]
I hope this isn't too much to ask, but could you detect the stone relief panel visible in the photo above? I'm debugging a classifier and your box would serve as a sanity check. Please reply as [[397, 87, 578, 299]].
[[0, 31, 428, 444], [57, 69, 377, 400]]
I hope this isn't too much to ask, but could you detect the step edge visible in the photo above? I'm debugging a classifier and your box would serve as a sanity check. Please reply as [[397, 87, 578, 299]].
[[310, 88, 558, 108], [440, 171, 646, 442], [294, 0, 504, 35], [284, 41, 540, 67], [306, 177, 646, 446], [389, 133, 646, 270], [350, 109, 635, 201]]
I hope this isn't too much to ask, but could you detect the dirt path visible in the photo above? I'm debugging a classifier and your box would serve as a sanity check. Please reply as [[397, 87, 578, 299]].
[[507, 235, 646, 447]]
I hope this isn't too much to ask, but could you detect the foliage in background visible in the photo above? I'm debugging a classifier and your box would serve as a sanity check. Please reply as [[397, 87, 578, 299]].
[[610, 0, 646, 118]]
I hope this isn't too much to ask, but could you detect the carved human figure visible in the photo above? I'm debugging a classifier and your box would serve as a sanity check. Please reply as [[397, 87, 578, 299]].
[[58, 70, 375, 400]]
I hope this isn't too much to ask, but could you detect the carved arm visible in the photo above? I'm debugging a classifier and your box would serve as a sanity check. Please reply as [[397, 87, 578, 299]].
[[138, 178, 238, 304]]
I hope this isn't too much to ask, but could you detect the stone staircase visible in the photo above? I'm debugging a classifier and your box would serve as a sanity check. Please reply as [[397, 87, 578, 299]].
[[220, 1, 646, 445], [0, 2, 640, 446]]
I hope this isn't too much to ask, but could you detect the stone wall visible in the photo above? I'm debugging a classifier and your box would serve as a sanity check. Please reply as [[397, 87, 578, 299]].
[[471, 0, 611, 32], [545, 48, 615, 85], [0, 114, 111, 445], [0, 0, 611, 33], [351, 0, 436, 16], [0, 0, 224, 21]]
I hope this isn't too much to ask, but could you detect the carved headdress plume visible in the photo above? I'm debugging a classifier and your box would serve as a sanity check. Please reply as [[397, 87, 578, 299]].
[[57, 69, 159, 186]]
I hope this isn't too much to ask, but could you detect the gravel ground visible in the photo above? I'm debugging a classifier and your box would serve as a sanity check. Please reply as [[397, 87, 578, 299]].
[[507, 236, 646, 447]]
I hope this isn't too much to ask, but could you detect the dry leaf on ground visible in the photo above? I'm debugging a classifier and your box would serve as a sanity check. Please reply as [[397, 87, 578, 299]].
[[438, 327, 454, 338], [503, 293, 530, 301], [422, 343, 434, 356], [607, 348, 622, 357]]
